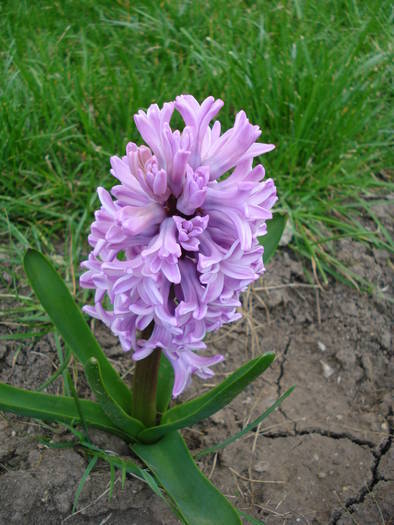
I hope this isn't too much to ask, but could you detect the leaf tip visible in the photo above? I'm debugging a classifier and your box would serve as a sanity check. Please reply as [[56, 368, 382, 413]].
[[262, 351, 276, 363]]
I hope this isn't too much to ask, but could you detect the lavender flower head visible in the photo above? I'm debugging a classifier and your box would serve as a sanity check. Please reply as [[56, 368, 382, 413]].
[[80, 96, 277, 397]]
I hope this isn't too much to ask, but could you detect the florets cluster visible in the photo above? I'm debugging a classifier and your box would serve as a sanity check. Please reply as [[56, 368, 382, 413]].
[[80, 96, 277, 396]]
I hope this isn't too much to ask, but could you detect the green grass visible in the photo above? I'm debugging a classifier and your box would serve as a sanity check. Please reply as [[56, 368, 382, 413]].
[[0, 0, 392, 310]]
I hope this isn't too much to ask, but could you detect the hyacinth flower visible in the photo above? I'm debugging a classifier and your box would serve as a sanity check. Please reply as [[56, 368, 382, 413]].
[[80, 95, 277, 404], [0, 96, 292, 525]]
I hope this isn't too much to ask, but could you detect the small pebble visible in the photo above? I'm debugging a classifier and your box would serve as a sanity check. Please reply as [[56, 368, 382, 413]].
[[317, 341, 326, 352], [210, 412, 225, 425], [380, 330, 391, 350], [279, 222, 293, 246], [320, 360, 335, 378], [254, 461, 269, 473]]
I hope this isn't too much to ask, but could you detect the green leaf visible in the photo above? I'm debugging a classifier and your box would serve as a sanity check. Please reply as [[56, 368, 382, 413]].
[[81, 445, 173, 511], [133, 431, 241, 525], [239, 511, 265, 525], [195, 386, 295, 458], [53, 333, 72, 396], [73, 455, 98, 512], [0, 381, 128, 440], [258, 213, 287, 264], [138, 353, 275, 443], [0, 330, 49, 341], [109, 462, 116, 499], [68, 365, 90, 440], [39, 439, 77, 449], [84, 446, 158, 489], [23, 249, 132, 413], [84, 357, 144, 439], [37, 346, 72, 391], [156, 353, 174, 414], [139, 468, 165, 500]]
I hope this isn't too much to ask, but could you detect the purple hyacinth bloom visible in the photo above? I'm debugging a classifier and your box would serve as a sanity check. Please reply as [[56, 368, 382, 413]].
[[80, 95, 277, 397]]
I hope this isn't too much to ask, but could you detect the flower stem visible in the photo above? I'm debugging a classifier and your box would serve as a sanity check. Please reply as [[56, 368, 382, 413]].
[[132, 348, 161, 427]]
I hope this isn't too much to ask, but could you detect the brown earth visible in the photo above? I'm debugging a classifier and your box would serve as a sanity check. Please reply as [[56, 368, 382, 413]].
[[0, 202, 392, 525]]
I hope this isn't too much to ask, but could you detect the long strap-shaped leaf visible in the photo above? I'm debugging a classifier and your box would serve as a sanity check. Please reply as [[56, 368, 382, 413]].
[[0, 382, 128, 440], [133, 431, 241, 525], [85, 357, 144, 438], [24, 249, 132, 413], [138, 353, 275, 443]]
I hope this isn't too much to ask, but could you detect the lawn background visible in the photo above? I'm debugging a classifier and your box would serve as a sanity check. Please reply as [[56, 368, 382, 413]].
[[0, 0, 392, 315]]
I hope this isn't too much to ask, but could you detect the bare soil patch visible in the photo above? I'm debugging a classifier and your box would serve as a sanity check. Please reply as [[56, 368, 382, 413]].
[[0, 204, 392, 524]]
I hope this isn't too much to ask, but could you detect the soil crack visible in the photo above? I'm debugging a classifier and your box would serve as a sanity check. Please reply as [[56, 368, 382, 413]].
[[276, 338, 292, 421], [260, 427, 376, 449], [355, 354, 368, 388], [295, 428, 376, 449], [329, 408, 393, 524], [276, 338, 291, 397]]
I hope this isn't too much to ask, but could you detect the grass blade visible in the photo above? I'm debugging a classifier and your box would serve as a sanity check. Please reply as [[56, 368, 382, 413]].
[[37, 347, 72, 391], [72, 455, 98, 512], [195, 386, 294, 458], [0, 331, 49, 341]]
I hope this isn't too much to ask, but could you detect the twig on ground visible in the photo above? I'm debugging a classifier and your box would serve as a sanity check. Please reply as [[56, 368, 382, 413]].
[[230, 467, 246, 499], [315, 287, 321, 325], [208, 453, 218, 480], [228, 466, 284, 484], [334, 490, 360, 525], [62, 480, 117, 523], [250, 292, 271, 324], [255, 502, 291, 518]]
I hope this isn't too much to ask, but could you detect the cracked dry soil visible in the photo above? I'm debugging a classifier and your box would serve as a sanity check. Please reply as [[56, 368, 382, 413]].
[[0, 205, 392, 524]]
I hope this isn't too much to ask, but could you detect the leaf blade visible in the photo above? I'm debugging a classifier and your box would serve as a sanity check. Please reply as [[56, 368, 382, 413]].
[[23, 249, 132, 413], [0, 381, 128, 440], [132, 431, 241, 525], [258, 213, 287, 264], [84, 357, 144, 438], [138, 353, 275, 443]]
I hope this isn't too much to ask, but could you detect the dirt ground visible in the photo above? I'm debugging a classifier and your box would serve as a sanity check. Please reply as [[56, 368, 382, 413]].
[[0, 202, 392, 525]]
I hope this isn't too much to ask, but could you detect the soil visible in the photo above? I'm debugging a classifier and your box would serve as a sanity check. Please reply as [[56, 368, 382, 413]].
[[0, 201, 392, 525]]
